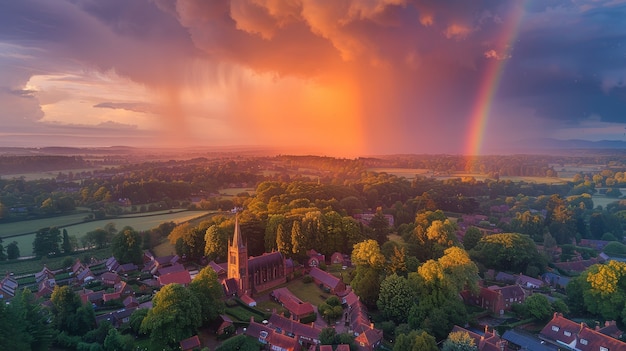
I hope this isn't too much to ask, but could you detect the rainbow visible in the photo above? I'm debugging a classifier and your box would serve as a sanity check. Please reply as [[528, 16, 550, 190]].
[[464, 4, 526, 157]]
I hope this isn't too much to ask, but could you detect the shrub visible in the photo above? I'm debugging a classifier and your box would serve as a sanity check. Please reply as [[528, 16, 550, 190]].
[[302, 275, 313, 283]]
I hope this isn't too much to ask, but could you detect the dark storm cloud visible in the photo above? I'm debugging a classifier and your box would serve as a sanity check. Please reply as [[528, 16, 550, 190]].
[[497, 2, 626, 125], [1, 0, 625, 153]]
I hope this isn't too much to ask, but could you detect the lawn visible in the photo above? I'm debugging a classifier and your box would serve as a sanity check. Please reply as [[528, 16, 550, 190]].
[[286, 278, 329, 306], [255, 300, 288, 317]]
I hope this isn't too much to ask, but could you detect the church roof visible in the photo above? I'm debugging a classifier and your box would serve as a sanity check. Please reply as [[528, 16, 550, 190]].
[[249, 252, 284, 272]]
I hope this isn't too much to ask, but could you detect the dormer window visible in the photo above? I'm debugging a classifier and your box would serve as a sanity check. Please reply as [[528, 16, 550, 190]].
[[580, 339, 588, 345], [564, 331, 571, 336], [551, 325, 559, 332]]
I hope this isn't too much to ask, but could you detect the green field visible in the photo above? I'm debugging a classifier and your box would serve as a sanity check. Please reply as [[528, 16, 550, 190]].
[[1, 210, 213, 257], [368, 167, 567, 184]]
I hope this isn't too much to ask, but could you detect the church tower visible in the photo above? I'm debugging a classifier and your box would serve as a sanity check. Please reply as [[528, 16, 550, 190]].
[[227, 216, 248, 295]]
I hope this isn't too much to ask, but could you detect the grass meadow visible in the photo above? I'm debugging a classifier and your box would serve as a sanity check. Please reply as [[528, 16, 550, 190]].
[[0, 210, 213, 257], [368, 167, 568, 184]]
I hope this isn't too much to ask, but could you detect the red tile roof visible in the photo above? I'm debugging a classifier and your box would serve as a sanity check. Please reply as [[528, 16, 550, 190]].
[[540, 313, 626, 351], [158, 270, 191, 286], [179, 335, 201, 351]]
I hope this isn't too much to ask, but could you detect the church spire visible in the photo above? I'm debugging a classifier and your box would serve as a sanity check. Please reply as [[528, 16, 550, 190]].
[[232, 215, 245, 249]]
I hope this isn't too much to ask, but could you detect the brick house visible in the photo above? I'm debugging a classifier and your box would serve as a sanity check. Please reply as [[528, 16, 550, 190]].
[[308, 267, 346, 294], [540, 313, 626, 351], [462, 285, 526, 315]]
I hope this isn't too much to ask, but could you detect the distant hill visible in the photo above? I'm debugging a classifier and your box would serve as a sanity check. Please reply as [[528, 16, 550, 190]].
[[505, 138, 626, 155]]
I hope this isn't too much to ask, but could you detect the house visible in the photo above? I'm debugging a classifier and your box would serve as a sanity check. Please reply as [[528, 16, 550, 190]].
[[502, 329, 558, 351], [462, 285, 526, 315], [554, 258, 599, 274], [330, 252, 347, 266], [123, 296, 139, 309], [539, 313, 626, 351], [105, 257, 119, 272], [101, 272, 121, 286], [579, 239, 611, 251], [157, 270, 191, 287], [36, 278, 56, 298], [542, 272, 570, 289], [240, 294, 257, 307], [179, 335, 201, 351], [308, 267, 346, 294], [214, 315, 234, 336], [143, 254, 180, 275], [72, 259, 95, 284], [208, 260, 227, 277], [0, 273, 18, 299], [272, 287, 315, 321], [95, 307, 138, 328], [103, 281, 133, 302], [79, 289, 104, 306], [306, 249, 325, 268], [156, 262, 186, 277], [116, 263, 138, 274], [450, 325, 510, 351], [35, 266, 55, 283], [494, 272, 516, 284], [245, 317, 301, 351], [267, 313, 321, 347], [516, 274, 544, 289], [354, 325, 383, 351]]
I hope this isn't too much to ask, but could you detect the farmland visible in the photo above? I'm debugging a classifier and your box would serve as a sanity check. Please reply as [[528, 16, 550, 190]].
[[0, 210, 214, 256]]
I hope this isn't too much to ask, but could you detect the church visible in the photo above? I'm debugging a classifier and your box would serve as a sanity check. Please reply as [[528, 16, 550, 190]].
[[224, 217, 287, 296]]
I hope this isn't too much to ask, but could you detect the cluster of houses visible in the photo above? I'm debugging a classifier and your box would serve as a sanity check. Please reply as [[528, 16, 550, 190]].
[[451, 312, 626, 351], [245, 265, 382, 351]]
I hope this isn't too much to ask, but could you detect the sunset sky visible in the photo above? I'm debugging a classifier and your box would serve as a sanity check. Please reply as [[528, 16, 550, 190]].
[[1, 0, 626, 156]]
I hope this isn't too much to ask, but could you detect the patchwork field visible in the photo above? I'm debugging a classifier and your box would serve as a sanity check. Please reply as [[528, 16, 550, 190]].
[[0, 210, 213, 256], [368, 167, 568, 184]]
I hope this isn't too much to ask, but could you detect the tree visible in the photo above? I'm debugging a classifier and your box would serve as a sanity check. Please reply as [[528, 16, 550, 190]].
[[204, 224, 228, 261], [579, 261, 626, 323], [388, 246, 407, 276], [351, 265, 382, 307], [84, 228, 113, 249], [1, 289, 53, 351], [189, 266, 225, 324], [377, 274, 416, 324], [442, 331, 478, 351], [351, 239, 385, 269], [0, 295, 30, 351], [215, 334, 260, 351], [111, 226, 143, 264], [50, 285, 95, 335], [319, 327, 338, 345], [393, 330, 438, 351], [276, 223, 291, 256], [462, 227, 482, 251], [140, 284, 202, 347], [368, 210, 390, 245], [470, 233, 544, 274], [129, 308, 149, 336], [103, 328, 134, 351], [291, 220, 305, 259], [523, 294, 553, 321], [6, 241, 19, 259], [33, 227, 61, 257], [62, 229, 73, 253]]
